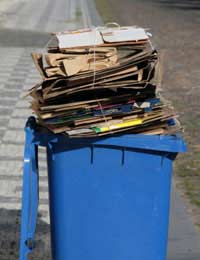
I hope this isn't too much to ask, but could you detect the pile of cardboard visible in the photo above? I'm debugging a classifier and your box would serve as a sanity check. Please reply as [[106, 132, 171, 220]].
[[28, 26, 181, 137]]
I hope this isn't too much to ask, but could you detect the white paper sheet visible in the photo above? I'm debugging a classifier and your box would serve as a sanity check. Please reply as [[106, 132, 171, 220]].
[[100, 27, 149, 43], [56, 29, 103, 49]]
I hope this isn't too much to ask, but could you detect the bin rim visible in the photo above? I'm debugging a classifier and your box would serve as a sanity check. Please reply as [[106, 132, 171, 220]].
[[72, 133, 187, 153], [35, 131, 187, 154], [26, 117, 187, 153]]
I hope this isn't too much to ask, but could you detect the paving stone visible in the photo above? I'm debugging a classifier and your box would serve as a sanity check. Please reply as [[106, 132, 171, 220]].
[[3, 129, 24, 143]]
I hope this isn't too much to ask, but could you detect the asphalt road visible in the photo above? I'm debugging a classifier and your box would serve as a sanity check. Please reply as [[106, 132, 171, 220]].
[[0, 0, 199, 259]]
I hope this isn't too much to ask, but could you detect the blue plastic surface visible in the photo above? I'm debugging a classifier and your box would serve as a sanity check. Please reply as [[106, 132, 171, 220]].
[[20, 119, 39, 260], [20, 117, 186, 260]]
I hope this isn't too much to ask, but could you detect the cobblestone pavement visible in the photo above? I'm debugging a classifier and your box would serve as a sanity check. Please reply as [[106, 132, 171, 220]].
[[0, 0, 101, 259]]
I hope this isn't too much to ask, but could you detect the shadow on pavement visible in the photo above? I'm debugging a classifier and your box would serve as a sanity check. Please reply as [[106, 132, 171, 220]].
[[0, 208, 51, 260], [0, 29, 51, 48], [155, 0, 200, 10]]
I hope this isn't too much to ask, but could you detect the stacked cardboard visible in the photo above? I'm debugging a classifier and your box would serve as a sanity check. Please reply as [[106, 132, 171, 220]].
[[28, 26, 181, 137]]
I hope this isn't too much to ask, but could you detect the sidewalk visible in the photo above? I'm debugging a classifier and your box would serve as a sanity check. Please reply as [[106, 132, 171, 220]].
[[168, 183, 200, 260]]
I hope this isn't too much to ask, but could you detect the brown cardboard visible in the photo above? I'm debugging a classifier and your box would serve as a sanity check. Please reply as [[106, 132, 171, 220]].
[[31, 53, 47, 79]]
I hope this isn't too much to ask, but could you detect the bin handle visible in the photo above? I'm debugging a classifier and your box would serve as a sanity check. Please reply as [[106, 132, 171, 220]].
[[20, 117, 39, 260]]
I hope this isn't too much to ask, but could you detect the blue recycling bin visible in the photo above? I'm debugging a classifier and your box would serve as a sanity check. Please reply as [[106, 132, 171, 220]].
[[19, 117, 186, 260]]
